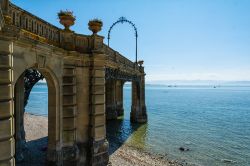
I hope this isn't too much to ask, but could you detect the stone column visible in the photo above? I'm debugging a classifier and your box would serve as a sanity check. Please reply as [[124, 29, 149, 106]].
[[75, 63, 90, 166], [116, 80, 124, 116], [105, 79, 117, 120], [0, 0, 9, 15], [14, 74, 26, 163], [0, 40, 15, 166], [62, 64, 79, 166], [130, 72, 147, 123], [0, 0, 11, 25], [89, 34, 109, 166]]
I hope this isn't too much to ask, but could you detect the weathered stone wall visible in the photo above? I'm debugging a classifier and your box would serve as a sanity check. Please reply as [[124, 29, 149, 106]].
[[0, 39, 15, 166], [0, 1, 147, 165], [89, 49, 109, 166]]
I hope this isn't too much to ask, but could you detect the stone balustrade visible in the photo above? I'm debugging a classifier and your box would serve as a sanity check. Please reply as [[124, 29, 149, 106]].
[[0, 4, 4, 30], [103, 44, 140, 73], [5, 2, 142, 74], [9, 3, 60, 45]]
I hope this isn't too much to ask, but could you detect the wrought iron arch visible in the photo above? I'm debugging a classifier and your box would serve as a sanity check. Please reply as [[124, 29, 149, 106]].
[[108, 17, 138, 63]]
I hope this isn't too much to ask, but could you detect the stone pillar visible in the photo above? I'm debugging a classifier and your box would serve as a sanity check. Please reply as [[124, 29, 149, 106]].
[[60, 31, 76, 51], [0, 40, 15, 166], [0, 0, 11, 25], [14, 74, 26, 163], [130, 73, 147, 123], [62, 65, 79, 166], [89, 34, 109, 166], [0, 0, 9, 15], [105, 79, 117, 120], [115, 80, 124, 116], [75, 64, 90, 166]]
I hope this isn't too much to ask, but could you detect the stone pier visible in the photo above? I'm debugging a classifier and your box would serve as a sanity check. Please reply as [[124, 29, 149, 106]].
[[0, 0, 147, 165]]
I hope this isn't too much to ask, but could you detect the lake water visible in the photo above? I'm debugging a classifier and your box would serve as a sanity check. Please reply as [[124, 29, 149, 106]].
[[26, 83, 250, 166]]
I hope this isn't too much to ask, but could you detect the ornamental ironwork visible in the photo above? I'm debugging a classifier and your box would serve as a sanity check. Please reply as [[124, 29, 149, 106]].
[[105, 68, 140, 82], [107, 17, 138, 63]]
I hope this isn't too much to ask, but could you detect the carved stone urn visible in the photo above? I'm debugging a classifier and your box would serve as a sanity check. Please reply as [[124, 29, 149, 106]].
[[88, 19, 103, 34], [58, 10, 75, 31]]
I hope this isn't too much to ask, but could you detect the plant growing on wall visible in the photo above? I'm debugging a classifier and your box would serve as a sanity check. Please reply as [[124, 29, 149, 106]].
[[88, 18, 103, 34], [58, 10, 76, 31], [57, 10, 75, 18]]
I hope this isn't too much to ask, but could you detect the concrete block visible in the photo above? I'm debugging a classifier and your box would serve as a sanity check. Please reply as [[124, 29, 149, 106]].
[[0, 118, 14, 140], [0, 41, 13, 54], [63, 130, 75, 144], [63, 106, 76, 118], [63, 118, 75, 130], [92, 94, 104, 104], [63, 68, 75, 75], [92, 78, 105, 86], [0, 138, 15, 161], [91, 60, 105, 67], [0, 69, 12, 84], [63, 86, 75, 94], [0, 158, 14, 166], [93, 104, 104, 115], [92, 69, 105, 77], [94, 115, 105, 127], [92, 85, 105, 95], [63, 77, 75, 84], [63, 95, 76, 105], [94, 126, 105, 141], [0, 100, 13, 119], [0, 85, 12, 100], [0, 54, 11, 66]]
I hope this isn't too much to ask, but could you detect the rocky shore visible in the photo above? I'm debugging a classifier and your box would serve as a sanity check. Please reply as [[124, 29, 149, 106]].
[[23, 113, 186, 166]]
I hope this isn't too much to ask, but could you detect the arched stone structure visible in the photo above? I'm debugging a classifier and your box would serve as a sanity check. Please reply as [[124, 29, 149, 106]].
[[14, 68, 59, 164], [0, 1, 147, 165]]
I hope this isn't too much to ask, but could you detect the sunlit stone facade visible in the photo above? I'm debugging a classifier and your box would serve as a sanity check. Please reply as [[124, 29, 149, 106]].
[[0, 0, 147, 165]]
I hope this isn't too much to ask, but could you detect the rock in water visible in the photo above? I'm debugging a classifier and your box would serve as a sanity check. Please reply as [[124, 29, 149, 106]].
[[221, 159, 236, 163], [179, 147, 190, 151]]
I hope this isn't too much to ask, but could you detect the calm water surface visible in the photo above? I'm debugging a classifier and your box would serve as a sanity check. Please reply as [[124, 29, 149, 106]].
[[27, 84, 250, 166]]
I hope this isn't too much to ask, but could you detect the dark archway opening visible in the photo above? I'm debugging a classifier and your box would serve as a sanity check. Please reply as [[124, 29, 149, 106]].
[[15, 69, 49, 166]]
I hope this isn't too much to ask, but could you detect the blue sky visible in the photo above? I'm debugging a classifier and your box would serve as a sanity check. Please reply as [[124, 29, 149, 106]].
[[12, 0, 250, 81]]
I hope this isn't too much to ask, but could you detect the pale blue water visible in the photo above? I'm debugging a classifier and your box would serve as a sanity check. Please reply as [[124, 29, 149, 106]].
[[26, 83, 250, 166]]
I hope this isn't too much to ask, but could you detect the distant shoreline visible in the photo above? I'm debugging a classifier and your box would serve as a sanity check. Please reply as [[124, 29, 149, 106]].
[[38, 80, 250, 87]]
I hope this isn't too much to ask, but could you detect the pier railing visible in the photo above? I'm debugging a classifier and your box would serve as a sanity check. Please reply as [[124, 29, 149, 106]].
[[9, 3, 60, 45], [103, 44, 141, 73], [7, 2, 142, 74]]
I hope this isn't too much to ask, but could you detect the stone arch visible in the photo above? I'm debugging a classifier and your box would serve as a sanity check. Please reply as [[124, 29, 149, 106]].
[[14, 65, 60, 164]]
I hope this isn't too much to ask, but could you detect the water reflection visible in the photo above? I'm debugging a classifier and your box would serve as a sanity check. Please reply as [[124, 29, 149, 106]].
[[106, 116, 148, 154]]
